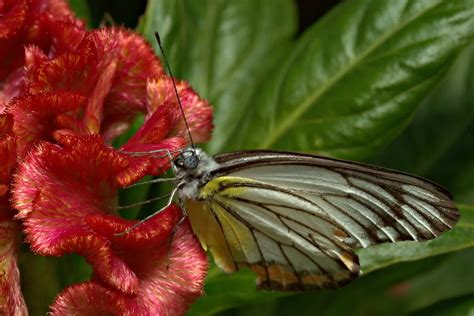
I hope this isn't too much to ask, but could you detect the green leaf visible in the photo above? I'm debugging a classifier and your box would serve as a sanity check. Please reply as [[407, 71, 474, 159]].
[[265, 255, 439, 316], [68, 0, 92, 26], [230, 0, 474, 160], [402, 252, 474, 313], [358, 204, 474, 273], [187, 264, 288, 316], [112, 115, 145, 149], [428, 121, 474, 204], [409, 295, 474, 316], [138, 0, 297, 153], [271, 248, 474, 316], [367, 43, 474, 204], [20, 252, 91, 315], [19, 251, 62, 315], [56, 254, 92, 288], [367, 44, 474, 174]]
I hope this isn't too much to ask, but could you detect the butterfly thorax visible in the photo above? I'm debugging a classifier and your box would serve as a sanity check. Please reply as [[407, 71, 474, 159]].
[[173, 147, 220, 200]]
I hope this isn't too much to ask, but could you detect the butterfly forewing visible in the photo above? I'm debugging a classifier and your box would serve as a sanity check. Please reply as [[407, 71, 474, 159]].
[[186, 150, 459, 291], [213, 150, 459, 244]]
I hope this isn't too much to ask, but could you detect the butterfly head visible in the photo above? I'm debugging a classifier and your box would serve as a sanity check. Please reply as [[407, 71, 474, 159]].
[[174, 148, 200, 170], [173, 147, 220, 199]]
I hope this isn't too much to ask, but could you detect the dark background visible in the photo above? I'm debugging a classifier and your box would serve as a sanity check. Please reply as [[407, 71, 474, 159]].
[[87, 0, 342, 34]]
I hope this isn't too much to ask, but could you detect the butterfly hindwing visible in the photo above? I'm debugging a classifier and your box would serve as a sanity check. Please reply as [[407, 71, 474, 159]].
[[187, 176, 360, 290]]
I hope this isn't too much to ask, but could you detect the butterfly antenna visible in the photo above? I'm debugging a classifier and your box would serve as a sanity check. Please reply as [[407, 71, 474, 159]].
[[154, 31, 195, 148]]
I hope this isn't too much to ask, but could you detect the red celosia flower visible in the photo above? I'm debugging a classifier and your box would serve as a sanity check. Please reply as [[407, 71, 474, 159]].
[[121, 78, 213, 174], [0, 114, 26, 314], [0, 221, 26, 315], [145, 77, 213, 144], [19, 27, 213, 171], [13, 135, 208, 314], [0, 114, 16, 218], [23, 28, 166, 142], [0, 0, 32, 81], [0, 0, 85, 107], [9, 91, 86, 156], [0, 0, 84, 75], [4, 1, 213, 313], [29, 0, 85, 55], [50, 219, 206, 315]]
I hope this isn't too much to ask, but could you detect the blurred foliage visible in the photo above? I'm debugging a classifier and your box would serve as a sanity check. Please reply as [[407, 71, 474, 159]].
[[81, 0, 147, 28], [19, 250, 91, 316], [68, 0, 92, 26], [368, 44, 474, 205], [140, 0, 474, 158], [65, 0, 474, 315]]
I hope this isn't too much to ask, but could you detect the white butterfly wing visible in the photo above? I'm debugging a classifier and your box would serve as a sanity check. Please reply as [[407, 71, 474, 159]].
[[186, 151, 459, 290]]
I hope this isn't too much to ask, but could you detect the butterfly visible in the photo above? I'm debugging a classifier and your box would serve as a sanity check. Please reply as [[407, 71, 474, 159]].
[[167, 147, 459, 290], [121, 32, 460, 291]]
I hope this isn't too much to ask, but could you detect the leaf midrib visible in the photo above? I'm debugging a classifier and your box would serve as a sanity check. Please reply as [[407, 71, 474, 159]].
[[260, 1, 443, 149]]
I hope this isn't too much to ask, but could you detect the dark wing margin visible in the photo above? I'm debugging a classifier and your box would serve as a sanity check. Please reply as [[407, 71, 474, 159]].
[[213, 150, 453, 197]]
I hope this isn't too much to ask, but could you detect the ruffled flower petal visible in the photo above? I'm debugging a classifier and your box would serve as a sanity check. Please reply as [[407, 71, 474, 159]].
[[0, 221, 27, 315], [0, 0, 29, 40], [13, 134, 149, 223], [0, 0, 85, 82], [13, 135, 197, 292], [146, 78, 213, 143], [0, 68, 25, 111], [120, 77, 214, 171], [9, 91, 86, 156], [0, 113, 13, 138], [13, 134, 208, 313], [0, 135, 16, 219], [0, 114, 25, 314], [13, 136, 148, 293], [100, 29, 164, 136], [4, 1, 214, 313], [30, 0, 86, 54], [0, 114, 17, 219], [23, 28, 165, 143], [51, 283, 128, 316], [24, 39, 105, 95], [81, 28, 164, 139], [120, 99, 188, 173], [0, 0, 30, 81], [50, 220, 207, 316]]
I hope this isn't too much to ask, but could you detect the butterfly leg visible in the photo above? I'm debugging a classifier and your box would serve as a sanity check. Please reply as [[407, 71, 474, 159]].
[[165, 196, 189, 269], [115, 186, 179, 236], [165, 149, 180, 174], [119, 147, 184, 164]]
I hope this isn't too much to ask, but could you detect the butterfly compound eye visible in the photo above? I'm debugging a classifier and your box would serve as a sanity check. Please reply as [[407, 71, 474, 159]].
[[184, 153, 200, 170]]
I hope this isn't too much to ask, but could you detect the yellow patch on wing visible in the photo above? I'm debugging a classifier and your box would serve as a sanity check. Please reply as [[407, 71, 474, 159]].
[[211, 202, 260, 264], [186, 199, 236, 273], [198, 176, 254, 200]]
